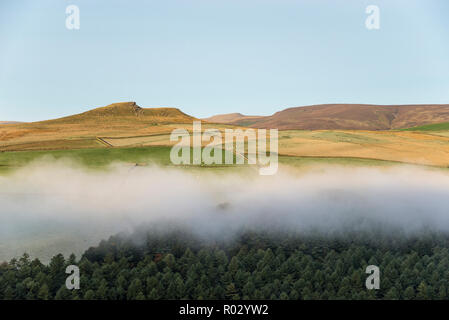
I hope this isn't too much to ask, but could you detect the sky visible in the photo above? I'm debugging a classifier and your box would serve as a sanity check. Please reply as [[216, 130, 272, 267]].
[[0, 0, 448, 121]]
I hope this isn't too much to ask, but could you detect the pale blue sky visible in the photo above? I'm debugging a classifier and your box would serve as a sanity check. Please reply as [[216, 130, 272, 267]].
[[1, 0, 448, 121]]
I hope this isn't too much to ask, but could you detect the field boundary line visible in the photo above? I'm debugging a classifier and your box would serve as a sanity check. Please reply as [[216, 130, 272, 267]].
[[96, 137, 113, 147]]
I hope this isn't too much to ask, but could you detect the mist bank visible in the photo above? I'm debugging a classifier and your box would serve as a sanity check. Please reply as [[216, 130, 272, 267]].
[[1, 160, 449, 261]]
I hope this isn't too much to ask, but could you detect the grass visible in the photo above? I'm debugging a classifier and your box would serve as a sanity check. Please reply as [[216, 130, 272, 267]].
[[0, 146, 173, 172], [401, 122, 449, 131], [3, 102, 449, 168], [0, 102, 199, 150], [3, 122, 449, 173], [0, 144, 423, 176], [308, 131, 381, 144], [277, 129, 449, 167], [0, 146, 245, 174], [0, 138, 102, 151], [278, 155, 402, 167]]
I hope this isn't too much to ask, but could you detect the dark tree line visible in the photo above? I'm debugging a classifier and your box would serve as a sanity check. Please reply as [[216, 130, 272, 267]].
[[1, 229, 449, 300]]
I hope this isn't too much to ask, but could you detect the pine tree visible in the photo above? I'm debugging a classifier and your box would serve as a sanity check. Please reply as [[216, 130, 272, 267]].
[[4, 286, 14, 300], [49, 254, 66, 294], [37, 284, 49, 300], [96, 279, 109, 300], [84, 289, 95, 300], [55, 286, 72, 300], [416, 281, 429, 300], [147, 288, 159, 300], [136, 292, 146, 300], [404, 286, 415, 300], [127, 279, 144, 300], [279, 292, 289, 300], [290, 289, 299, 300], [384, 287, 399, 300]]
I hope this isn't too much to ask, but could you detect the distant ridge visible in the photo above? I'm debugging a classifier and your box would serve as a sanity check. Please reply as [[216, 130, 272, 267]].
[[203, 112, 245, 123], [203, 113, 263, 125], [0, 121, 22, 125], [205, 104, 449, 130]]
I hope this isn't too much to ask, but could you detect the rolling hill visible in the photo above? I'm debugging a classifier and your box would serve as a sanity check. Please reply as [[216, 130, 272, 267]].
[[0, 102, 197, 151], [39, 101, 195, 125], [204, 104, 449, 130], [203, 113, 263, 126], [2, 101, 449, 168]]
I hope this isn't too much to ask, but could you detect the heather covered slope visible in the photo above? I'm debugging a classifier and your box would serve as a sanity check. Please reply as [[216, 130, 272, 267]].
[[207, 104, 449, 130]]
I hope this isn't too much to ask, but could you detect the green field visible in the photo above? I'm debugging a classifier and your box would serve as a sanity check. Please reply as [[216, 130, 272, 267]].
[[0, 146, 250, 174], [278, 155, 403, 167], [401, 122, 449, 131], [0, 146, 172, 169], [0, 145, 416, 175]]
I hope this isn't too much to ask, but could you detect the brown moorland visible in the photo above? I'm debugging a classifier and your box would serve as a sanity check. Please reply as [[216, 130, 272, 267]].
[[204, 104, 449, 130]]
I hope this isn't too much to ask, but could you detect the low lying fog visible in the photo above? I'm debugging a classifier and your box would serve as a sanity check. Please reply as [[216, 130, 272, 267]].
[[1, 160, 449, 261]]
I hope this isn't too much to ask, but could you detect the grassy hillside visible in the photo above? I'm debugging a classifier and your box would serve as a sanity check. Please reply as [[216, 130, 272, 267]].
[[44, 102, 194, 124], [0, 102, 197, 149], [402, 122, 449, 131], [0, 146, 172, 170], [0, 144, 434, 175], [0, 146, 248, 174], [2, 129, 449, 170], [277, 130, 449, 167], [2, 102, 449, 168]]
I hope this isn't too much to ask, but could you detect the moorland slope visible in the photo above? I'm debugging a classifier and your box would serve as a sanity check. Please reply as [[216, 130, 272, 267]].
[[0, 102, 196, 150], [205, 104, 449, 130]]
